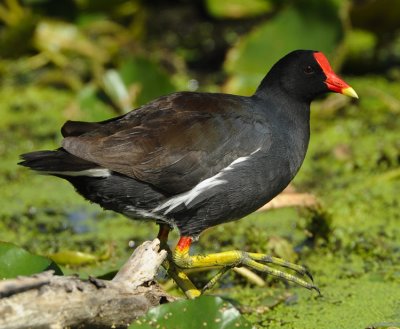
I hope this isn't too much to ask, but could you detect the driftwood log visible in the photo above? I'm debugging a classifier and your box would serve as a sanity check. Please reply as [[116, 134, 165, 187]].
[[0, 239, 174, 329]]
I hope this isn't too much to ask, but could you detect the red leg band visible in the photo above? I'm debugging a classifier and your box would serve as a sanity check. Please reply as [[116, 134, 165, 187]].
[[176, 236, 192, 253]]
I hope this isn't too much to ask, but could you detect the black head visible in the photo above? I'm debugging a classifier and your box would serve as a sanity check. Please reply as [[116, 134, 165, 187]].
[[255, 50, 357, 103]]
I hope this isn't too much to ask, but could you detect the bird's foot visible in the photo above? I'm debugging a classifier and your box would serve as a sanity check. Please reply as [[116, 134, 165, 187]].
[[172, 237, 320, 295]]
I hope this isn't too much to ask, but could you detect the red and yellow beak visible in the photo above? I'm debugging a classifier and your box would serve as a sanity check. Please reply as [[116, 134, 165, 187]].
[[314, 52, 358, 99]]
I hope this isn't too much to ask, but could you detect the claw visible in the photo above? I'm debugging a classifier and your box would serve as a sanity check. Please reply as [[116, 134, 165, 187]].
[[304, 267, 314, 282], [310, 284, 322, 296]]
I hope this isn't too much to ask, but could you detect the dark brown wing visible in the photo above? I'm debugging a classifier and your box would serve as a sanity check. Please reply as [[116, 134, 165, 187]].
[[62, 92, 271, 194], [61, 115, 124, 137]]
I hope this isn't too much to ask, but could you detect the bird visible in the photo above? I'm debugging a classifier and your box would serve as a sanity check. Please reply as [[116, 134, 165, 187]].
[[19, 50, 358, 298]]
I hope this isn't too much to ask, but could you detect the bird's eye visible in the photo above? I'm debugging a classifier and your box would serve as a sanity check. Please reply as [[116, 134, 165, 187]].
[[303, 65, 314, 75]]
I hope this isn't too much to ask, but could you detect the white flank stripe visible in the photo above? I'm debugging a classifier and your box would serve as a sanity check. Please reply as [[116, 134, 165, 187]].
[[153, 152, 260, 215], [156, 176, 227, 215], [184, 177, 226, 206], [42, 168, 111, 177]]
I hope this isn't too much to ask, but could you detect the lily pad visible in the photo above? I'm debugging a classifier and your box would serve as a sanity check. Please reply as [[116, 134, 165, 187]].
[[118, 57, 176, 107], [224, 6, 342, 95], [0, 241, 62, 279], [130, 295, 254, 329]]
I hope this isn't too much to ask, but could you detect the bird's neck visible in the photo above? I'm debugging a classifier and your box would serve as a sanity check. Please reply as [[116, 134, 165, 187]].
[[252, 90, 311, 179], [253, 87, 311, 125]]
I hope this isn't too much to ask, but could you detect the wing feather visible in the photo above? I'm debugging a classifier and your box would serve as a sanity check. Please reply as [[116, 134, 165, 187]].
[[62, 92, 271, 194]]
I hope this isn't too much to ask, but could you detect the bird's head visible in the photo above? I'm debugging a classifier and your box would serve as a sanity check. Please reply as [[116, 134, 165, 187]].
[[256, 50, 358, 102]]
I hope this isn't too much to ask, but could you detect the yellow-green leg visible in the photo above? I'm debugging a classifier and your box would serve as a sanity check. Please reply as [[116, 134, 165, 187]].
[[201, 266, 232, 292], [157, 225, 201, 299], [173, 236, 320, 295]]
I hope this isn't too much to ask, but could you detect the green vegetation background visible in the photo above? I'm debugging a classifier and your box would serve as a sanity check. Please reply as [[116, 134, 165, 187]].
[[0, 0, 399, 328]]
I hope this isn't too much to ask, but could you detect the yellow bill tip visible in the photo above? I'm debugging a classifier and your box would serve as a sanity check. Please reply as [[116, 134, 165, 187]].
[[342, 87, 358, 99]]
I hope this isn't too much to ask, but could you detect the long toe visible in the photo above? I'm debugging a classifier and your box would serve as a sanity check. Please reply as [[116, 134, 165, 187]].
[[311, 284, 322, 296], [248, 252, 314, 280], [242, 258, 317, 292]]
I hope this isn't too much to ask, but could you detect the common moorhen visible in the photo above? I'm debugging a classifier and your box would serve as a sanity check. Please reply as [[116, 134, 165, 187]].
[[20, 50, 358, 298]]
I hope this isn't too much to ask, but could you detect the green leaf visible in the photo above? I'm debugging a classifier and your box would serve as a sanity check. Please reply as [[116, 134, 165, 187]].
[[205, 0, 273, 19], [0, 242, 62, 279], [34, 20, 108, 64], [102, 69, 132, 113], [118, 57, 176, 107], [224, 6, 343, 95], [130, 296, 253, 329], [77, 84, 113, 121], [48, 250, 98, 266]]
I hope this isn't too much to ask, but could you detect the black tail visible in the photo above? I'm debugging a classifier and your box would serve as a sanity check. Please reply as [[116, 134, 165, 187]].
[[19, 148, 100, 173]]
